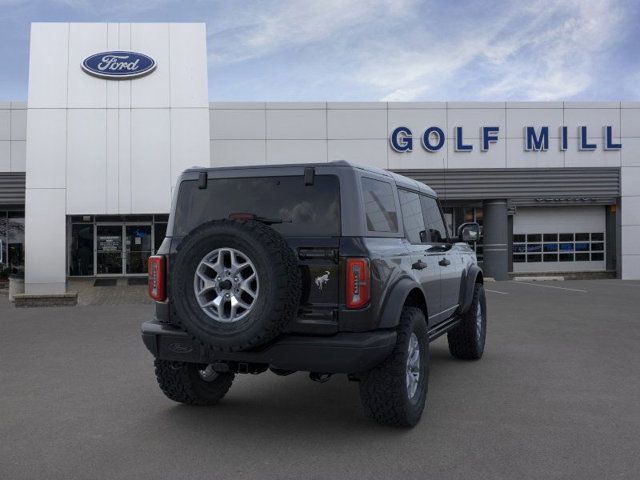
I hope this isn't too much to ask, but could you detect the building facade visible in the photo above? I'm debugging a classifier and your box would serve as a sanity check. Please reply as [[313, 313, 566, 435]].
[[0, 22, 639, 294]]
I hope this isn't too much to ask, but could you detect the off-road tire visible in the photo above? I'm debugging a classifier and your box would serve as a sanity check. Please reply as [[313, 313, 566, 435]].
[[359, 307, 429, 427], [447, 282, 486, 360], [154, 359, 235, 406], [170, 219, 301, 353]]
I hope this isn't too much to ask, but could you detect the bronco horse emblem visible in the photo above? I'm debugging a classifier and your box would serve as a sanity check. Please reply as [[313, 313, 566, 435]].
[[315, 271, 330, 291]]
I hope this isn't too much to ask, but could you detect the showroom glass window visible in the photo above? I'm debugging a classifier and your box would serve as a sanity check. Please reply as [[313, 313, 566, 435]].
[[70, 218, 94, 276], [512, 232, 605, 264], [0, 211, 25, 275]]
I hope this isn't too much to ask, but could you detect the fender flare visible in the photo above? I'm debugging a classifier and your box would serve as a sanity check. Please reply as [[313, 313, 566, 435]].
[[378, 277, 426, 329], [458, 264, 483, 314]]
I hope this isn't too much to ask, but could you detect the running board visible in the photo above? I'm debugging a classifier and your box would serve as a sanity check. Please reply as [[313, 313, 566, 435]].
[[427, 316, 461, 342]]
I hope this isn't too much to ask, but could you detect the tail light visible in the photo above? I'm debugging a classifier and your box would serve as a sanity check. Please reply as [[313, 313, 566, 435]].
[[148, 255, 166, 302], [346, 258, 370, 309]]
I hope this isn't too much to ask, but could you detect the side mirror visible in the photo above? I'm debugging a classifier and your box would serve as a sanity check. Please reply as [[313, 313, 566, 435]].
[[457, 222, 480, 243]]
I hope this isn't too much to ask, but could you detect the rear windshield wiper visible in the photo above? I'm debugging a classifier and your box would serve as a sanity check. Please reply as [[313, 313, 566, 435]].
[[228, 212, 291, 225]]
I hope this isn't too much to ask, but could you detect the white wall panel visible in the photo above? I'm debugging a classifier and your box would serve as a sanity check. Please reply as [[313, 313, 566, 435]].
[[506, 108, 563, 138], [0, 110, 9, 140], [211, 140, 266, 167], [10, 109, 27, 140], [118, 109, 132, 213], [514, 206, 605, 233], [24, 188, 66, 294], [0, 142, 9, 171], [170, 108, 210, 183], [267, 102, 324, 110], [447, 108, 506, 139], [25, 109, 67, 189], [131, 108, 171, 212], [131, 23, 170, 108], [563, 108, 621, 138], [506, 138, 564, 168], [622, 254, 640, 279], [28, 23, 69, 108], [266, 140, 327, 164], [266, 109, 326, 139], [105, 109, 119, 212], [106, 23, 120, 109], [447, 139, 505, 169], [11, 141, 26, 172], [328, 109, 386, 139], [66, 109, 107, 214], [564, 145, 620, 168], [387, 108, 446, 138], [67, 23, 107, 108], [621, 109, 640, 138], [211, 109, 265, 140], [621, 226, 640, 255], [621, 196, 640, 231], [621, 138, 640, 166], [621, 166, 640, 196], [328, 139, 388, 169], [389, 143, 447, 170], [117, 23, 132, 109], [170, 23, 208, 107]]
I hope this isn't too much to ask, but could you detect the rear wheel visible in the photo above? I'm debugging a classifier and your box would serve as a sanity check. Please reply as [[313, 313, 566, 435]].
[[154, 359, 235, 406], [359, 307, 429, 427], [447, 282, 486, 360]]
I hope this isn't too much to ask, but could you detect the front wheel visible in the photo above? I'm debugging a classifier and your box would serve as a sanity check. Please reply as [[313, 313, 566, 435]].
[[359, 307, 429, 427], [447, 282, 487, 360], [154, 359, 235, 405]]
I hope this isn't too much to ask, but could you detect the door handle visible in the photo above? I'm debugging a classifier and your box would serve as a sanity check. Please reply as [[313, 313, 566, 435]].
[[412, 260, 427, 270], [439, 258, 451, 267]]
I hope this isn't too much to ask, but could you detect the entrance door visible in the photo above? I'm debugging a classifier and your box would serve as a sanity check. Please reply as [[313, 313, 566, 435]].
[[96, 225, 123, 275], [125, 225, 152, 275]]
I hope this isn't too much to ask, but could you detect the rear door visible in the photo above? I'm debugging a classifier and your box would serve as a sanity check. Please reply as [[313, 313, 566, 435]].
[[172, 173, 342, 332], [398, 189, 441, 325], [420, 195, 461, 319]]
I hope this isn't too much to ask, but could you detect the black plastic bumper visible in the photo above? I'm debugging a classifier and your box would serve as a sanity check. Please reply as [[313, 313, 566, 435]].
[[141, 320, 397, 374]]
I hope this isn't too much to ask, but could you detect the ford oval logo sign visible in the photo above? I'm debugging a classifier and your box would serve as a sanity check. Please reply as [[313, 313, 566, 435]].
[[81, 51, 156, 79]]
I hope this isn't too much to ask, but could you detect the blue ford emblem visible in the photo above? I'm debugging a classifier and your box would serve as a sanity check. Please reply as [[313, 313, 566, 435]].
[[82, 51, 156, 79]]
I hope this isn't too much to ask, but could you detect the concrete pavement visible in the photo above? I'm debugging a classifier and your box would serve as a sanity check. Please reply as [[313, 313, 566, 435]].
[[1, 280, 639, 479]]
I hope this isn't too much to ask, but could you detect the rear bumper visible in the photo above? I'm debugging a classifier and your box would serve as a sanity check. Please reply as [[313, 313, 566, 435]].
[[141, 320, 396, 374]]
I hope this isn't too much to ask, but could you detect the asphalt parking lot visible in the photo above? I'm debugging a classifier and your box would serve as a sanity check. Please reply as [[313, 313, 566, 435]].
[[1, 280, 639, 480]]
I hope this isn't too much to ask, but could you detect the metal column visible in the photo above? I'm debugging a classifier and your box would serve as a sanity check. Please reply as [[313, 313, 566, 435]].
[[482, 200, 509, 281]]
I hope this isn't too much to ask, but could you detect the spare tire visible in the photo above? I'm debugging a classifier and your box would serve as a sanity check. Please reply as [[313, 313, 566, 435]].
[[170, 219, 301, 352]]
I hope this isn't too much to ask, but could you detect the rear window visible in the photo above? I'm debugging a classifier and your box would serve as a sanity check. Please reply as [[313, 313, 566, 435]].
[[173, 175, 341, 237]]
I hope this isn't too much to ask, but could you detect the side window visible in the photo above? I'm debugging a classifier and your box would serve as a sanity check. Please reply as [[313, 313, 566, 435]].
[[398, 189, 426, 244], [420, 195, 448, 243], [361, 178, 398, 233]]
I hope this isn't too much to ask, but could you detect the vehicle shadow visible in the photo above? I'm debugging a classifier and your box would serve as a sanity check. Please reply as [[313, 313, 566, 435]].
[[143, 342, 468, 439]]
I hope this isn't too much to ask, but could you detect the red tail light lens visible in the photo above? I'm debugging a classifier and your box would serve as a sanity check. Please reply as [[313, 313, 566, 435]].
[[346, 258, 370, 309], [148, 255, 166, 302]]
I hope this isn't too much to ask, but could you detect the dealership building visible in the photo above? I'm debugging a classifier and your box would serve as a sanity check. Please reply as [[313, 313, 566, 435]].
[[1, 22, 639, 295]]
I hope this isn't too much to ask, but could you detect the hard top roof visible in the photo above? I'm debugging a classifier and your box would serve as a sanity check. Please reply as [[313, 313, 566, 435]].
[[184, 160, 437, 197]]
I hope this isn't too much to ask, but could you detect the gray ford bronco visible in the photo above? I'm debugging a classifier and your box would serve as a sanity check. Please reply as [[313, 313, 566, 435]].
[[142, 161, 486, 427]]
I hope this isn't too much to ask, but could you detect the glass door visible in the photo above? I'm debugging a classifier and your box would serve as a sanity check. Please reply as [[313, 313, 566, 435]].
[[96, 225, 123, 275], [125, 225, 152, 275]]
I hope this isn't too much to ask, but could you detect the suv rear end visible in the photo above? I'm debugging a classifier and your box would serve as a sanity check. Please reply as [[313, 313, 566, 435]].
[[141, 161, 487, 427], [143, 162, 396, 373]]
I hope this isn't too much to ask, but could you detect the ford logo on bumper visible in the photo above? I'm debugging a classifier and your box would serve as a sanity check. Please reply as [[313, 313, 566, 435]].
[[82, 51, 156, 79]]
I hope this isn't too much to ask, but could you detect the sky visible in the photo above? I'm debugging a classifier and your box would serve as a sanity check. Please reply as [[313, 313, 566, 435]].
[[0, 0, 639, 102]]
